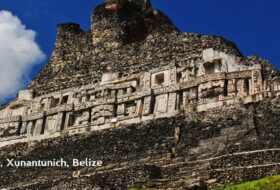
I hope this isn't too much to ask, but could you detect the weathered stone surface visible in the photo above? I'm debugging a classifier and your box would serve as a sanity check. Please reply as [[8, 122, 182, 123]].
[[27, 0, 245, 96], [0, 0, 280, 189], [0, 97, 279, 189]]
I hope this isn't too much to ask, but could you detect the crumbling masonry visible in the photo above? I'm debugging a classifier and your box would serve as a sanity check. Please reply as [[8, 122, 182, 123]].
[[0, 0, 280, 189]]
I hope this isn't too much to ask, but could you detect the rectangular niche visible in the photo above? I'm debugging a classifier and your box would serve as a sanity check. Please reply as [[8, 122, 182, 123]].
[[204, 59, 222, 74], [60, 95, 69, 105], [155, 73, 165, 85], [151, 71, 169, 87]]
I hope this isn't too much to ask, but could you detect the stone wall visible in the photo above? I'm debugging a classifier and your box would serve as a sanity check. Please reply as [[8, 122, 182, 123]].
[[1, 1, 280, 189], [9, 0, 279, 148], [28, 0, 244, 96], [10, 0, 278, 147], [0, 97, 280, 189], [2, 47, 279, 146]]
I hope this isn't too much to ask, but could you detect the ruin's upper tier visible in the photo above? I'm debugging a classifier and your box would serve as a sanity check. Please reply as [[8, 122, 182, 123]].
[[27, 0, 246, 97]]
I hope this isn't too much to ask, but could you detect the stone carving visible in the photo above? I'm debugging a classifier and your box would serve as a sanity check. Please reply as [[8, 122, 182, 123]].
[[140, 73, 151, 90], [117, 104, 125, 116], [252, 70, 263, 94], [92, 105, 114, 125], [46, 115, 58, 133], [212, 80, 225, 95], [0, 65, 279, 143], [0, 122, 20, 137], [0, 0, 279, 145], [180, 67, 197, 83], [227, 79, 236, 97], [0, 49, 280, 142], [236, 79, 247, 97], [198, 80, 224, 99], [74, 111, 90, 126], [125, 102, 137, 117], [182, 87, 198, 108], [143, 96, 152, 116]]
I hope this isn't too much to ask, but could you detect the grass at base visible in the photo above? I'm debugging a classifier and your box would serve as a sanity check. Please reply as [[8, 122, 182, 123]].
[[215, 175, 280, 190]]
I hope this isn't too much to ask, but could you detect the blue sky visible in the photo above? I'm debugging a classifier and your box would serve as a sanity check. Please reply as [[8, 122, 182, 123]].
[[0, 0, 279, 103]]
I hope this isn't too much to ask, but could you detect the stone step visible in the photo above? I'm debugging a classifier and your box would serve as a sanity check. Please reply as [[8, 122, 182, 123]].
[[179, 162, 209, 172], [180, 165, 208, 173]]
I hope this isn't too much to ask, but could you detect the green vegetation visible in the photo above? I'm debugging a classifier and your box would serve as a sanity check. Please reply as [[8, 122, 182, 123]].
[[215, 175, 280, 190]]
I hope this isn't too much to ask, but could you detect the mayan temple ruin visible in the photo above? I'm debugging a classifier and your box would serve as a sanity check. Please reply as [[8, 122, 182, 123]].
[[0, 0, 280, 189]]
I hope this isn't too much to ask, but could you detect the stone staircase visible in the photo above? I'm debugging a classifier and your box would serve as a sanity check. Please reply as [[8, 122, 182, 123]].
[[131, 160, 210, 189], [5, 149, 280, 190]]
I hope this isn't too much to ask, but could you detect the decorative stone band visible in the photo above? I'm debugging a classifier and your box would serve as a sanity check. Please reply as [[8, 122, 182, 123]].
[[0, 66, 279, 145]]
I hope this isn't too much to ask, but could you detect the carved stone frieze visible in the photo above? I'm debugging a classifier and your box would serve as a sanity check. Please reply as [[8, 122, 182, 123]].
[[0, 57, 279, 143]]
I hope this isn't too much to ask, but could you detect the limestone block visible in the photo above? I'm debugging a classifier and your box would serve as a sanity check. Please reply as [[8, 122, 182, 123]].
[[134, 100, 142, 116], [20, 122, 27, 135], [33, 119, 44, 136], [203, 48, 218, 62], [18, 90, 34, 101], [101, 73, 118, 83], [143, 96, 152, 116], [26, 121, 34, 135], [155, 94, 168, 114], [168, 93, 177, 112], [56, 112, 65, 131]]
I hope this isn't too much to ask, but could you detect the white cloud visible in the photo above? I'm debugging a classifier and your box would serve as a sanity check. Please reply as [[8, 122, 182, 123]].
[[0, 10, 45, 103]]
